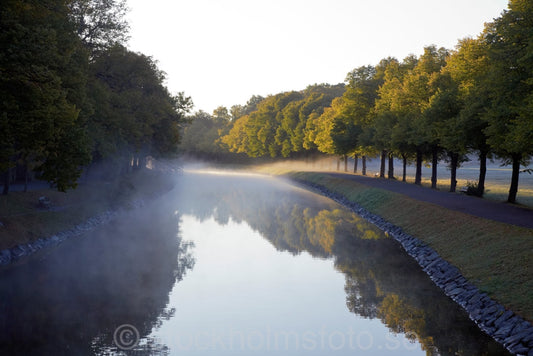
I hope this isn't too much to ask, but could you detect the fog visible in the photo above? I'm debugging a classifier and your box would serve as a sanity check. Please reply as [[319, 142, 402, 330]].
[[0, 161, 515, 355]]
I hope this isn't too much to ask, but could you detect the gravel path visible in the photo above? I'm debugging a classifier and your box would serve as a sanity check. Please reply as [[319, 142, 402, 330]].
[[327, 173, 533, 229]]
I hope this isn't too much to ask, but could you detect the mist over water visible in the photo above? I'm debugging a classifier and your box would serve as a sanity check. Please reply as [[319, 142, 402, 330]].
[[0, 168, 511, 355]]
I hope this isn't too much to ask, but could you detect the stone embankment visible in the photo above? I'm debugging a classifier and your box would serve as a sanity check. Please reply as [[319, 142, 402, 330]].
[[0, 200, 145, 267], [294, 178, 533, 356]]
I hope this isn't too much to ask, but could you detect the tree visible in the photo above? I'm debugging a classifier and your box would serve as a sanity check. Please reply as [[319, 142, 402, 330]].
[[69, 0, 129, 55], [220, 115, 251, 154], [483, 0, 533, 203], [335, 65, 384, 174], [398, 46, 448, 186], [1, 0, 91, 193], [87, 46, 191, 173], [375, 56, 418, 181], [424, 71, 463, 191], [221, 86, 343, 159], [374, 58, 404, 179], [179, 110, 231, 159], [445, 37, 492, 196], [314, 98, 343, 156]]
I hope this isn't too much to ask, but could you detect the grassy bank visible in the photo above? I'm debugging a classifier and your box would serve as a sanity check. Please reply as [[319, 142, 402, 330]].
[[251, 158, 533, 207], [287, 171, 533, 323], [0, 169, 176, 251]]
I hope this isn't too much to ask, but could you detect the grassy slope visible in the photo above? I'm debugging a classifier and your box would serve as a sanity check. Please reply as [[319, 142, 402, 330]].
[[0, 169, 175, 251], [287, 171, 533, 323]]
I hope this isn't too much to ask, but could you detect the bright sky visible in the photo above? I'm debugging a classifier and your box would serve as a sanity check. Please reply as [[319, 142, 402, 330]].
[[126, 0, 509, 114]]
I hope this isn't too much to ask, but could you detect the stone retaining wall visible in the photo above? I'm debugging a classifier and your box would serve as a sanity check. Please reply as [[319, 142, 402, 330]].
[[0, 210, 117, 267], [0, 199, 145, 267], [294, 178, 533, 356]]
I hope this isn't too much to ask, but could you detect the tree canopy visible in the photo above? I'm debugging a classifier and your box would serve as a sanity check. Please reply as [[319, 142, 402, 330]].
[[3, 0, 532, 203], [182, 0, 532, 203], [1, 0, 191, 193]]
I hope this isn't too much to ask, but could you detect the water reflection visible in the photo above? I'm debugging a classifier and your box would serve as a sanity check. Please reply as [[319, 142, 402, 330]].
[[0, 198, 194, 355], [171, 171, 509, 355], [0, 170, 511, 355]]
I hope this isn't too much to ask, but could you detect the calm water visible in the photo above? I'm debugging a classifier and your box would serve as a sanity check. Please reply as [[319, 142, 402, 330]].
[[0, 170, 510, 355]]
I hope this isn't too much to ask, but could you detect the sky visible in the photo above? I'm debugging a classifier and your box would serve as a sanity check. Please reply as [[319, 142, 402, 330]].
[[126, 0, 510, 114]]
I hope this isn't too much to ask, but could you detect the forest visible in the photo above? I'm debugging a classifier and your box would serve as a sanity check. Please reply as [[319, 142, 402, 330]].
[[180, 0, 533, 204], [0, 0, 192, 194], [2, 0, 532, 204]]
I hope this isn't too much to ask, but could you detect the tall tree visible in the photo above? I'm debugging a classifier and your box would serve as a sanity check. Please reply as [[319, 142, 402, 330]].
[[375, 56, 418, 181], [401, 46, 448, 186], [445, 37, 492, 195], [483, 0, 533, 203], [180, 110, 232, 159], [339, 65, 383, 173], [69, 0, 129, 55], [1, 0, 91, 193], [424, 71, 463, 191], [88, 46, 191, 173]]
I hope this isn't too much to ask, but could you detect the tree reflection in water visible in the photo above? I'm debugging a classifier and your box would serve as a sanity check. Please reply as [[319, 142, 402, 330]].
[[0, 171, 510, 355], [0, 198, 195, 355], [174, 172, 510, 356]]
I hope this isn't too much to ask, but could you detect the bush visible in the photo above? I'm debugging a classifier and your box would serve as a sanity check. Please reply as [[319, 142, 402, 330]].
[[465, 181, 483, 197]]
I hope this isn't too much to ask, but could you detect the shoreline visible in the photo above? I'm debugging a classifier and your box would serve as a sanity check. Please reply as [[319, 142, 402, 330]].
[[0, 209, 119, 268], [0, 169, 177, 269], [0, 199, 148, 269], [290, 177, 533, 356]]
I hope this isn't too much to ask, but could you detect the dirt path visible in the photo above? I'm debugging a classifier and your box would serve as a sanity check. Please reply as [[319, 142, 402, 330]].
[[327, 173, 533, 229]]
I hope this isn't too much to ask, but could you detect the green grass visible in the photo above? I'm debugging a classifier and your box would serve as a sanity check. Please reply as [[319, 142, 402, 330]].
[[287, 171, 533, 323], [407, 176, 533, 207], [0, 169, 175, 250]]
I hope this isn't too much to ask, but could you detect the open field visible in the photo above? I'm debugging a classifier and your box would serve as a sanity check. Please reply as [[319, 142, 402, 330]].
[[285, 171, 533, 323]]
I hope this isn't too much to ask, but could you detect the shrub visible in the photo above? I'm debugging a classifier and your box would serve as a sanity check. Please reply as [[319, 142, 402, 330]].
[[465, 181, 483, 197]]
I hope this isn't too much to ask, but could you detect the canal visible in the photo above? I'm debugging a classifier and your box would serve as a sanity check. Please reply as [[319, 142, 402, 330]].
[[0, 170, 510, 355]]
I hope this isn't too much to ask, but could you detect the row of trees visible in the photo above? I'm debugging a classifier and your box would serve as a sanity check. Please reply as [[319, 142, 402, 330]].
[[1, 0, 191, 194], [179, 85, 345, 160], [181, 0, 532, 203]]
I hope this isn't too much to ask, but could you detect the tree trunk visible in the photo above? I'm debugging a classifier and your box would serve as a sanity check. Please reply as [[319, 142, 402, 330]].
[[24, 163, 29, 193], [402, 154, 407, 182], [449, 152, 458, 192], [415, 149, 422, 185], [362, 156, 367, 176], [508, 153, 521, 204], [478, 150, 487, 197], [2, 168, 10, 195], [431, 147, 438, 189], [353, 154, 358, 173], [344, 155, 348, 172], [388, 153, 394, 179], [380, 150, 386, 178]]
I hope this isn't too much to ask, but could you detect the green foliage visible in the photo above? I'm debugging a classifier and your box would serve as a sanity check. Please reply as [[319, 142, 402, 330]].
[[0, 0, 91, 192], [1, 0, 190, 193], [481, 0, 533, 201], [69, 0, 130, 55], [218, 84, 344, 158], [464, 181, 483, 197], [87, 45, 191, 163], [179, 110, 232, 159], [207, 9, 533, 199]]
